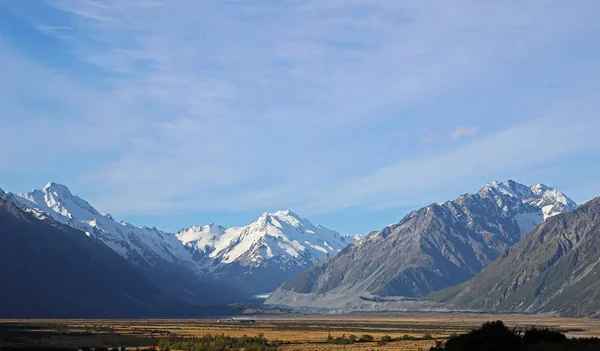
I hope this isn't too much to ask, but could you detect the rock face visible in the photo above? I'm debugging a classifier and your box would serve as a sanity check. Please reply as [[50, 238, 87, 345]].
[[265, 180, 576, 310], [0, 197, 172, 318], [177, 210, 359, 294], [429, 196, 600, 318]]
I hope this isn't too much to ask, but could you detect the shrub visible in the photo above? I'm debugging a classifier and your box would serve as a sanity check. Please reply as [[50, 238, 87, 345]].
[[157, 333, 278, 351], [381, 335, 393, 343], [442, 321, 521, 351], [326, 334, 352, 345], [359, 334, 374, 342], [523, 328, 566, 345], [423, 333, 434, 340]]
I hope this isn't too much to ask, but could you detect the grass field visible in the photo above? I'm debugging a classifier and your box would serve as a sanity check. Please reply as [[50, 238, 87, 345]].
[[2, 313, 600, 351]]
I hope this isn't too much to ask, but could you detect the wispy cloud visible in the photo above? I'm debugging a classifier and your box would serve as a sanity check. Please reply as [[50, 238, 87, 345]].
[[35, 25, 71, 34], [451, 126, 479, 140], [421, 134, 437, 145], [1, 0, 599, 222]]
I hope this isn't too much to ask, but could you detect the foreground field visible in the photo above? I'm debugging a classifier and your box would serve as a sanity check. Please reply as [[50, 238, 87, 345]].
[[2, 313, 600, 351]]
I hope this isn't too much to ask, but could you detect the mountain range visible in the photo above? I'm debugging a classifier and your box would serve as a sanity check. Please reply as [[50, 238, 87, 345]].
[[429, 196, 600, 318], [177, 210, 359, 293], [3, 179, 599, 318], [1, 183, 357, 302], [265, 180, 577, 310]]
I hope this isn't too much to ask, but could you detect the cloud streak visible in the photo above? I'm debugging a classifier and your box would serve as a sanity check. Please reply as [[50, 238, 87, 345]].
[[1, 0, 600, 225], [451, 126, 479, 140], [421, 134, 437, 145]]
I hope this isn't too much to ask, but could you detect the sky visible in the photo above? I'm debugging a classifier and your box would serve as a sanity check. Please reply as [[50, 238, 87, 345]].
[[1, 0, 600, 234]]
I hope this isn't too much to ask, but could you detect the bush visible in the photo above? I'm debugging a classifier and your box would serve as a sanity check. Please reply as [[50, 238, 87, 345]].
[[429, 320, 600, 351], [523, 328, 566, 345], [423, 333, 434, 340], [401, 334, 416, 341], [157, 333, 279, 351], [359, 334, 374, 342], [326, 334, 352, 345], [381, 335, 393, 343], [441, 321, 521, 351]]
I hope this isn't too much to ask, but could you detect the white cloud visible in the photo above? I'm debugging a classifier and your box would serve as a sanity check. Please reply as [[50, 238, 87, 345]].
[[35, 25, 71, 34], [421, 134, 437, 145], [1, 0, 599, 217], [451, 126, 479, 140]]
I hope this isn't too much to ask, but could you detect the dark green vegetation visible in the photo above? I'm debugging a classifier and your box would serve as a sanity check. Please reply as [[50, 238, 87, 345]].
[[157, 334, 280, 351], [430, 197, 600, 317], [430, 321, 600, 351], [325, 332, 434, 345], [325, 333, 375, 344]]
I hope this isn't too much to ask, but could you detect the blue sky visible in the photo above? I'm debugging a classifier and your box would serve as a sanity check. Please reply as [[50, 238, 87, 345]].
[[1, 0, 600, 234]]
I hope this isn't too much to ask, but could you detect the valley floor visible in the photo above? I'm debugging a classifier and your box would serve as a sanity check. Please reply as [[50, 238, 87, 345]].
[[2, 313, 600, 351]]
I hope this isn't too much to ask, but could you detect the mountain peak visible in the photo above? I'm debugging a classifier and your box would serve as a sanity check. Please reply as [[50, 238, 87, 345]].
[[255, 210, 302, 224], [43, 182, 73, 197], [272, 209, 300, 219], [479, 179, 532, 199], [532, 182, 550, 190]]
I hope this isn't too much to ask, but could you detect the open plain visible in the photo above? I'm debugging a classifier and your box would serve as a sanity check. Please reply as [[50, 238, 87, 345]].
[[2, 313, 600, 351]]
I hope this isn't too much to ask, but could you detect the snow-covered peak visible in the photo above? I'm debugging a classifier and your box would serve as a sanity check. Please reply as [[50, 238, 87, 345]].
[[43, 182, 72, 195], [177, 223, 227, 252], [272, 209, 299, 218], [479, 180, 532, 199], [178, 210, 358, 269], [529, 183, 575, 207], [15, 183, 100, 224], [8, 183, 194, 266], [478, 180, 576, 212], [265, 209, 304, 228], [477, 180, 577, 236]]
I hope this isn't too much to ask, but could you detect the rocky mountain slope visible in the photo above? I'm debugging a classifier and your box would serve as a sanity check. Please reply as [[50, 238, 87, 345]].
[[3, 183, 243, 305], [265, 180, 577, 310], [0, 196, 176, 318], [177, 210, 359, 294], [429, 196, 600, 318]]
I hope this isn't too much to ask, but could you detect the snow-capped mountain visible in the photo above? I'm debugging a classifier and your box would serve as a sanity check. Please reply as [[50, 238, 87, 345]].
[[432, 196, 600, 317], [177, 210, 359, 294], [478, 180, 577, 236], [266, 180, 577, 310], [4, 183, 247, 305], [3, 182, 359, 297], [9, 182, 192, 266], [179, 210, 356, 269]]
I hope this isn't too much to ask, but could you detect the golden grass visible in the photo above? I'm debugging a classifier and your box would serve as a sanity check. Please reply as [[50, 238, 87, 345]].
[[2, 313, 600, 350]]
